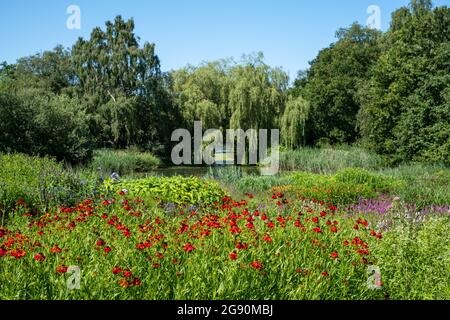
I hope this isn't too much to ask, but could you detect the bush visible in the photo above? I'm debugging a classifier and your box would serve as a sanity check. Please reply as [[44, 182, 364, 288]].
[[0, 92, 94, 163], [91, 149, 160, 175], [333, 168, 403, 193], [381, 165, 450, 209], [110, 176, 226, 206], [285, 169, 403, 206], [0, 153, 85, 218], [371, 217, 450, 299]]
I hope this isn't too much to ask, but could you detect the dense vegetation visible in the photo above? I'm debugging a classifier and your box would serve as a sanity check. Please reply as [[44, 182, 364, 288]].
[[0, 0, 449, 300], [0, 0, 448, 165]]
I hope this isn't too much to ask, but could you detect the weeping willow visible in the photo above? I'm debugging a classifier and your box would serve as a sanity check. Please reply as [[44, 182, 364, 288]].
[[281, 95, 310, 149]]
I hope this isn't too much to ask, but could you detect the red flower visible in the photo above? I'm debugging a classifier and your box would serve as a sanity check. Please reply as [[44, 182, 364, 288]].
[[266, 221, 275, 229], [183, 243, 195, 253], [152, 263, 161, 268], [312, 217, 319, 224], [343, 240, 350, 246], [330, 251, 339, 259], [132, 277, 142, 286], [10, 249, 26, 259], [136, 243, 146, 250], [229, 251, 238, 260], [96, 239, 105, 246], [320, 211, 327, 217], [330, 226, 338, 233], [112, 266, 122, 275], [123, 270, 133, 278], [236, 242, 249, 250], [0, 248, 7, 257], [34, 253, 46, 262], [313, 227, 322, 233], [250, 261, 263, 270], [261, 214, 268, 221], [119, 279, 130, 288], [322, 271, 329, 277], [56, 265, 68, 273], [263, 234, 273, 242], [50, 245, 62, 253], [353, 224, 359, 230], [104, 246, 112, 253]]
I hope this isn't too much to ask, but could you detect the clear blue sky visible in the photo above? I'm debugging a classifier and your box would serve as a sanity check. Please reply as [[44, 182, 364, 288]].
[[0, 0, 448, 79]]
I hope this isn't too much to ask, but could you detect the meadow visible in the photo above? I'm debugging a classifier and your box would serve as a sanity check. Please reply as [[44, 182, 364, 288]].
[[1, 148, 449, 300]]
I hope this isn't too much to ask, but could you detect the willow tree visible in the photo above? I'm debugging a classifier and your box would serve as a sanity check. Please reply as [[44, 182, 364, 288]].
[[229, 54, 288, 131], [171, 60, 232, 131], [281, 95, 310, 148]]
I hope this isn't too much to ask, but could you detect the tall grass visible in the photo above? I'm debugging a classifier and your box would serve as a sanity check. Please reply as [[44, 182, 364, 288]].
[[380, 164, 450, 208], [91, 149, 160, 176], [280, 146, 386, 173]]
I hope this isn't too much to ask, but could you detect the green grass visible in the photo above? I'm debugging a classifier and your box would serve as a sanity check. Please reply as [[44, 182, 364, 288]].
[[91, 149, 160, 176], [380, 164, 450, 209], [0, 153, 84, 218], [279, 146, 386, 174]]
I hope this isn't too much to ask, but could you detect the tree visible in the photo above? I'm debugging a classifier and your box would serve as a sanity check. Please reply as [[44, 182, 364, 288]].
[[301, 23, 382, 145], [358, 1, 450, 164], [229, 53, 288, 131], [280, 95, 310, 148], [72, 15, 173, 151]]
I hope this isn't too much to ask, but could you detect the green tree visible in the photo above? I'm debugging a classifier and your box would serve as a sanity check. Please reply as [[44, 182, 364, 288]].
[[301, 23, 382, 145], [280, 95, 310, 148], [358, 1, 450, 164], [72, 15, 174, 151]]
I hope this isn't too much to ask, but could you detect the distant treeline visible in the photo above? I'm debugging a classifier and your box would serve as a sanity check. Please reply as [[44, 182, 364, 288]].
[[0, 0, 448, 165]]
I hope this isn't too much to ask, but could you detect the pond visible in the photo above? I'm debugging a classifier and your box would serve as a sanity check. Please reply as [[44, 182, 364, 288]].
[[132, 166, 263, 177]]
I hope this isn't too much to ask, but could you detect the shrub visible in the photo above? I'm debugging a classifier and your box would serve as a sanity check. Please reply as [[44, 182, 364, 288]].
[[0, 93, 94, 163], [381, 165, 450, 209], [286, 169, 403, 206], [332, 168, 403, 193], [110, 176, 226, 206], [371, 217, 450, 299], [0, 153, 85, 218], [91, 149, 160, 175]]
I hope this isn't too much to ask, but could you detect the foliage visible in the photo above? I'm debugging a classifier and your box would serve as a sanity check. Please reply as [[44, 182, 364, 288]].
[[91, 149, 160, 175], [110, 176, 226, 206], [0, 193, 388, 299], [299, 23, 382, 144], [381, 164, 450, 208], [0, 154, 85, 218], [280, 95, 310, 148], [284, 169, 402, 206], [0, 92, 94, 163], [357, 2, 450, 165], [371, 216, 450, 299], [279, 146, 386, 173]]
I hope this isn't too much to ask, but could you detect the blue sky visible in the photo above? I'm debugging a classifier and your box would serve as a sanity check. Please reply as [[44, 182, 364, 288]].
[[0, 0, 448, 79]]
